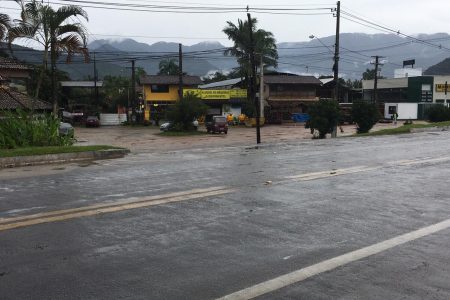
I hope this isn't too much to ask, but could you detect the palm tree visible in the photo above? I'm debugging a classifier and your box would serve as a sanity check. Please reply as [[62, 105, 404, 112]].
[[158, 58, 180, 75], [0, 13, 10, 41], [9, 0, 89, 113], [223, 17, 278, 78]]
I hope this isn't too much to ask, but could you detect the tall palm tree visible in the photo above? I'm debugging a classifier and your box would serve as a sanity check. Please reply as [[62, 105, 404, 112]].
[[9, 0, 89, 113], [0, 13, 10, 42], [158, 58, 180, 75], [223, 17, 278, 78]]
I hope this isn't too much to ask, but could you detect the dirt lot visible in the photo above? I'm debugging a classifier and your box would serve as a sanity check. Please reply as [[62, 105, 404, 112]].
[[74, 122, 399, 153]]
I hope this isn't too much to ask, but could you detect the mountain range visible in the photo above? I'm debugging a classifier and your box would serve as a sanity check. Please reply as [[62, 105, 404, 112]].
[[4, 33, 450, 80]]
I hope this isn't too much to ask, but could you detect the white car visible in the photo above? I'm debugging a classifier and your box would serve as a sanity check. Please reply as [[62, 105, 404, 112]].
[[159, 120, 199, 131]]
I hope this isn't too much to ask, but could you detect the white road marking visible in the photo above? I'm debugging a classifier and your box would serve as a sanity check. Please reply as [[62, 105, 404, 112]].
[[217, 218, 450, 300], [284, 156, 450, 183], [285, 166, 380, 181]]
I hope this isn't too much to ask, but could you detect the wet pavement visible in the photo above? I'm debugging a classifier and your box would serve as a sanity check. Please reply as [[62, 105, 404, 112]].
[[73, 122, 399, 153], [1, 131, 450, 299]]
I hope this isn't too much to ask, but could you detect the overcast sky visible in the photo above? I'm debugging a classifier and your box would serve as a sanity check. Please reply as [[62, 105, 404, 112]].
[[2, 0, 450, 47]]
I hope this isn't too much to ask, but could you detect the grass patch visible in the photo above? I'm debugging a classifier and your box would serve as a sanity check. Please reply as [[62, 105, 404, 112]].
[[158, 130, 207, 137], [0, 145, 123, 158], [355, 121, 450, 137]]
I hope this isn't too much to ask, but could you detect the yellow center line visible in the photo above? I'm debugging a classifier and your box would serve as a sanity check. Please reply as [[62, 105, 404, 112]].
[[0, 187, 234, 232]]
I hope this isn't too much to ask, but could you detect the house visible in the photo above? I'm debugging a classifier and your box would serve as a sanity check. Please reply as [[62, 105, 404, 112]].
[[197, 78, 247, 116], [0, 76, 51, 111], [140, 75, 203, 122], [317, 77, 352, 103], [0, 57, 32, 93], [262, 74, 322, 123]]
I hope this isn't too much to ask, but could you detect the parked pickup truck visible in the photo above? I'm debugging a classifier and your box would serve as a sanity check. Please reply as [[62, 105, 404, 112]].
[[205, 115, 228, 134]]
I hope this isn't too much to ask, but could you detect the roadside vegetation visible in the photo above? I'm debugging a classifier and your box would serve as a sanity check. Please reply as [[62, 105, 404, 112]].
[[351, 101, 381, 134], [307, 99, 340, 139], [0, 145, 121, 158], [164, 93, 208, 132], [356, 120, 450, 137], [0, 110, 74, 149]]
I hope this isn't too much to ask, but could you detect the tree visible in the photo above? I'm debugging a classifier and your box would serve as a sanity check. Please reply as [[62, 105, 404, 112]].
[[307, 99, 340, 139], [351, 101, 380, 133], [165, 92, 208, 131], [158, 59, 180, 75], [223, 17, 278, 80], [9, 0, 89, 113], [362, 68, 384, 80], [223, 18, 277, 119], [202, 71, 229, 84], [0, 12, 10, 41]]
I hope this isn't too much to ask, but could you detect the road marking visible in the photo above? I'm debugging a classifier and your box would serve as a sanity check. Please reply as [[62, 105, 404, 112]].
[[0, 186, 233, 232], [285, 166, 380, 181], [217, 218, 450, 300], [284, 156, 450, 183], [396, 156, 450, 166]]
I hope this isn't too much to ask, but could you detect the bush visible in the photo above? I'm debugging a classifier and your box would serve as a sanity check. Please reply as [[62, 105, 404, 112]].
[[308, 99, 340, 139], [0, 110, 74, 149], [165, 92, 208, 131], [351, 101, 381, 134], [426, 104, 450, 122]]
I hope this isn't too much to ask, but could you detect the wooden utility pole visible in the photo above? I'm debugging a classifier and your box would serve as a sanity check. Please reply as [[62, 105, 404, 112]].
[[371, 55, 384, 103], [178, 43, 183, 100], [247, 12, 261, 144], [332, 0, 340, 138], [131, 59, 136, 124], [93, 51, 98, 106]]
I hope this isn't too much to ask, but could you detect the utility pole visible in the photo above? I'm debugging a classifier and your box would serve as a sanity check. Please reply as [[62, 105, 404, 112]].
[[371, 55, 384, 103], [247, 12, 261, 144], [332, 0, 340, 138], [260, 55, 264, 120], [131, 59, 136, 124], [93, 51, 98, 106], [178, 43, 183, 100]]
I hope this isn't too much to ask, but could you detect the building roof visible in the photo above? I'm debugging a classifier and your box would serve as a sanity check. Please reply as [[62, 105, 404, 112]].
[[140, 75, 203, 86], [0, 57, 32, 71], [199, 78, 243, 89], [0, 86, 51, 110], [319, 78, 334, 85], [264, 75, 322, 85], [362, 78, 408, 90]]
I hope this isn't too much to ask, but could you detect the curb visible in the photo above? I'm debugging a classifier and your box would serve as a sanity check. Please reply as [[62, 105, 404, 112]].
[[410, 126, 450, 133], [0, 149, 130, 169]]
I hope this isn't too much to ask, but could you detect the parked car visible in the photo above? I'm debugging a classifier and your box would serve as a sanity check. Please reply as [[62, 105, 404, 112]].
[[59, 122, 74, 137], [86, 116, 100, 127], [160, 120, 198, 132], [206, 115, 228, 134]]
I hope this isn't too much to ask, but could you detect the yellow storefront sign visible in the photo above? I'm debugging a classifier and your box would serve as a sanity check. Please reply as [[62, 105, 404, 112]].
[[183, 89, 247, 100], [435, 84, 449, 93]]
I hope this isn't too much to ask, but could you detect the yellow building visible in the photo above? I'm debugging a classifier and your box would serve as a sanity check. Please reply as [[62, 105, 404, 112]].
[[140, 75, 203, 121]]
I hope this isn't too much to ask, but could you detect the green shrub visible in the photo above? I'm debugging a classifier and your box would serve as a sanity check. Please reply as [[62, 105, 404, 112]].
[[0, 110, 73, 149], [426, 104, 450, 122], [308, 99, 340, 139], [165, 92, 208, 131], [351, 101, 381, 134]]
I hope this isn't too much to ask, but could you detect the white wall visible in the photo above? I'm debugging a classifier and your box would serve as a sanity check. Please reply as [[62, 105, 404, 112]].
[[384, 103, 418, 119], [99, 113, 127, 125]]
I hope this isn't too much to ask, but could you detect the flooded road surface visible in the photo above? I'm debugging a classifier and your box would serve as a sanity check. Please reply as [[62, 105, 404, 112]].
[[1, 131, 450, 299]]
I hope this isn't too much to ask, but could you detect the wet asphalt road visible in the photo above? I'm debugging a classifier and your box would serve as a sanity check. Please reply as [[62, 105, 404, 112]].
[[1, 132, 450, 299]]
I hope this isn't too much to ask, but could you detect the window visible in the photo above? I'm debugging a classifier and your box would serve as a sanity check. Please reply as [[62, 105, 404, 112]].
[[421, 84, 431, 92], [388, 106, 397, 114], [436, 99, 445, 103], [151, 85, 169, 93]]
